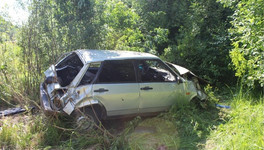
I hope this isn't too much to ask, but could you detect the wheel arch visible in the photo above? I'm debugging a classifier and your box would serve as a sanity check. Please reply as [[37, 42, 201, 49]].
[[75, 100, 107, 120]]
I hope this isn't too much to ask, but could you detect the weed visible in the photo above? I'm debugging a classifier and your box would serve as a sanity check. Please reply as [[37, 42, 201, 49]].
[[204, 84, 220, 107], [1, 88, 263, 149], [206, 97, 264, 149]]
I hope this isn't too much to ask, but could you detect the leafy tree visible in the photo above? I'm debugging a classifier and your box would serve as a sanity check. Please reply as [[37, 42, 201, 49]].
[[95, 0, 144, 51], [143, 0, 234, 83], [0, 16, 18, 43], [17, 0, 236, 98], [218, 0, 264, 88], [0, 16, 22, 106], [222, 0, 264, 88]]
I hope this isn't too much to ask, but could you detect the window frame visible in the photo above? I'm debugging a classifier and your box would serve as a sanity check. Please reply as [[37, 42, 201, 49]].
[[135, 59, 179, 83], [78, 62, 102, 86], [94, 59, 138, 84]]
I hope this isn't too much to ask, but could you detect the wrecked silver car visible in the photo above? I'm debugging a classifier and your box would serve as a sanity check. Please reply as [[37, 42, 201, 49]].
[[40, 50, 207, 129]]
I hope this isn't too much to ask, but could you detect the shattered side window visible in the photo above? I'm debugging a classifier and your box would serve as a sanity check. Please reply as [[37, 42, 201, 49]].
[[79, 63, 101, 86], [138, 59, 176, 82], [97, 60, 136, 83], [55, 52, 84, 86]]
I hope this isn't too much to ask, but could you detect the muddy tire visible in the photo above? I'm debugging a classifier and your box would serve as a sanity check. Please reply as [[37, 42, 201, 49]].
[[74, 108, 99, 132]]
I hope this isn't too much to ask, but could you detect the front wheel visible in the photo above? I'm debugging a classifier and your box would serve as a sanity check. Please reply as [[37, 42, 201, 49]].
[[190, 97, 208, 109], [74, 108, 99, 131]]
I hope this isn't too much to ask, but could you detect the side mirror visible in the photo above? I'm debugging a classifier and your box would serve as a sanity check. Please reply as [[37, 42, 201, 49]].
[[177, 76, 183, 84]]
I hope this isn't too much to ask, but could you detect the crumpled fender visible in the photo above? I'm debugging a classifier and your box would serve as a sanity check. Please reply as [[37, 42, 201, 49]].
[[62, 85, 101, 115], [63, 98, 100, 115]]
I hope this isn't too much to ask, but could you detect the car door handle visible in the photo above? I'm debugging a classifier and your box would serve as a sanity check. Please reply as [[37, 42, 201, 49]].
[[140, 86, 153, 90], [94, 88, 109, 93]]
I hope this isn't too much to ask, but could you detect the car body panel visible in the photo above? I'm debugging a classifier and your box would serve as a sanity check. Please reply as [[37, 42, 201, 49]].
[[139, 82, 184, 113], [92, 83, 140, 116], [40, 83, 55, 114], [166, 62, 208, 101]]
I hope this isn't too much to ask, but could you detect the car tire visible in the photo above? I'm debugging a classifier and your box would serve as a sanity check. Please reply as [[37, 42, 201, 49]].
[[74, 107, 99, 131]]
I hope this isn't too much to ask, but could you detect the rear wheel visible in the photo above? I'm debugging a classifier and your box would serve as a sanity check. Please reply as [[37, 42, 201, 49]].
[[74, 108, 99, 131]]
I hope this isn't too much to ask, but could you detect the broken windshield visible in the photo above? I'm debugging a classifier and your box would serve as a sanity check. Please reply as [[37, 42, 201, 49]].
[[55, 52, 84, 86]]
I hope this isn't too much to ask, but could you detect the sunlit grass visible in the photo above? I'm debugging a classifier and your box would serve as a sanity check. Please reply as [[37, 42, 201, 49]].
[[128, 117, 179, 149], [128, 90, 264, 149], [0, 113, 120, 149], [206, 98, 264, 149], [128, 104, 228, 149], [1, 91, 263, 149], [0, 115, 44, 149]]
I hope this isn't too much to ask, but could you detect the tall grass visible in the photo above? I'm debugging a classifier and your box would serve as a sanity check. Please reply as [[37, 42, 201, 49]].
[[0, 42, 29, 107], [206, 96, 264, 149], [1, 87, 263, 149], [128, 88, 264, 149], [0, 115, 44, 149], [0, 113, 129, 149]]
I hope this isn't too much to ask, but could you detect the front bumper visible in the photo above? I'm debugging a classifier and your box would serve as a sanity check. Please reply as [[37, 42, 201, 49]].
[[40, 83, 60, 115]]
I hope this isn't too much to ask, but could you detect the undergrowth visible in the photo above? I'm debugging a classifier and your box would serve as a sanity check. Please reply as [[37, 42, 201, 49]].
[[1, 89, 263, 149], [0, 114, 110, 149], [127, 87, 264, 149]]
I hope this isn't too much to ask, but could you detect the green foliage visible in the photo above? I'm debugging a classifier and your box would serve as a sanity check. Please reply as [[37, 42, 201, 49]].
[[0, 41, 25, 106], [0, 114, 111, 149], [219, 0, 264, 88], [162, 0, 234, 83], [0, 16, 18, 43], [17, 0, 236, 89], [128, 90, 264, 149], [1, 91, 263, 149], [96, 0, 144, 51], [204, 84, 220, 106]]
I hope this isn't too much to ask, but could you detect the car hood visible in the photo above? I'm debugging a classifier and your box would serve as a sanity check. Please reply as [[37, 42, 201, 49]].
[[166, 62, 208, 84], [170, 63, 195, 76]]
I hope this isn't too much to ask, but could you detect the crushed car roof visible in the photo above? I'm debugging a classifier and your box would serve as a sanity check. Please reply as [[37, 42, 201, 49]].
[[76, 49, 158, 63]]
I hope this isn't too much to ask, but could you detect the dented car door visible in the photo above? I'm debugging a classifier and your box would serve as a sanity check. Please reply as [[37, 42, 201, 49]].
[[92, 60, 140, 116], [137, 59, 188, 113]]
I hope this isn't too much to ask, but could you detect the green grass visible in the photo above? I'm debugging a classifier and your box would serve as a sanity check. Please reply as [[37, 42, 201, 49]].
[[127, 104, 229, 149], [0, 115, 44, 149], [205, 98, 264, 149], [0, 114, 110, 149], [1, 90, 264, 149], [127, 90, 263, 149], [128, 117, 179, 149]]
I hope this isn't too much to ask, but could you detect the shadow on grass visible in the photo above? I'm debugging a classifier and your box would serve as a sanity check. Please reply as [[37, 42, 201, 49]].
[[165, 104, 229, 149], [38, 104, 229, 149], [39, 116, 74, 147]]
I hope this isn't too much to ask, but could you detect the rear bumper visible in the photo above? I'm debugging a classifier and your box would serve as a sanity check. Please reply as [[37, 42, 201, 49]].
[[40, 83, 60, 115]]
